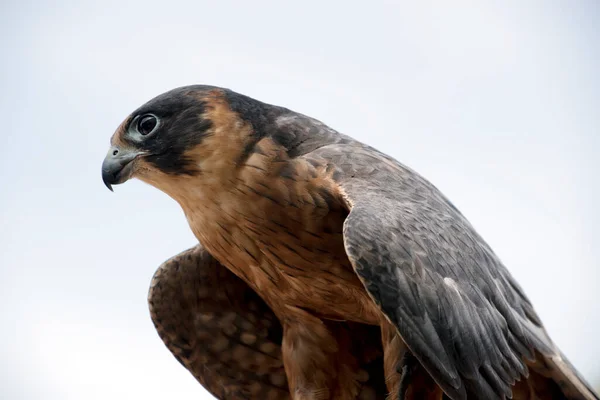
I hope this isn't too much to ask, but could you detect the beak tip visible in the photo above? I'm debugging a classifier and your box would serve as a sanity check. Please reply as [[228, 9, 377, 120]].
[[103, 179, 114, 192], [102, 146, 140, 191], [102, 171, 114, 192]]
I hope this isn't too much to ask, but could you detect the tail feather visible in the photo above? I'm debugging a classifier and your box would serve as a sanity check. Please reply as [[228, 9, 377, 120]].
[[519, 351, 600, 400]]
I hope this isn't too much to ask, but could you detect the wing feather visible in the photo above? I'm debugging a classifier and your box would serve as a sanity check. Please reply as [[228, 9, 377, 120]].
[[148, 245, 289, 400], [148, 244, 389, 400], [298, 141, 598, 400]]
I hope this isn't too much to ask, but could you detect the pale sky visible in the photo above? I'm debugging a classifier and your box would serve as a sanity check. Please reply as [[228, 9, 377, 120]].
[[1, 1, 598, 399]]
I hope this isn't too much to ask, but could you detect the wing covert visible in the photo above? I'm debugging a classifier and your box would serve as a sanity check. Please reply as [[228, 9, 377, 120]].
[[303, 142, 596, 400], [148, 245, 289, 400], [147, 244, 389, 400]]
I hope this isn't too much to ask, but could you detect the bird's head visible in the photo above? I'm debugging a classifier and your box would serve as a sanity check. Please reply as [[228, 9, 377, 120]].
[[102, 85, 272, 201]]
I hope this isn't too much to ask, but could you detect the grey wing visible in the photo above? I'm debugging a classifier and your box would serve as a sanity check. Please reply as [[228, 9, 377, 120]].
[[148, 245, 289, 400], [304, 142, 598, 400]]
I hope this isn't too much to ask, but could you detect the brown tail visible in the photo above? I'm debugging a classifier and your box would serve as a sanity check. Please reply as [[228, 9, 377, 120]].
[[511, 351, 599, 400]]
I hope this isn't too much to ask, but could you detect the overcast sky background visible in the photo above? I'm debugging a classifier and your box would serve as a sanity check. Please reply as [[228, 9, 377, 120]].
[[1, 1, 598, 399]]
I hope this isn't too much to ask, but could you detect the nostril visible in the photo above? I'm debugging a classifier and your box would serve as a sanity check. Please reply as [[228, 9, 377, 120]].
[[112, 149, 119, 156]]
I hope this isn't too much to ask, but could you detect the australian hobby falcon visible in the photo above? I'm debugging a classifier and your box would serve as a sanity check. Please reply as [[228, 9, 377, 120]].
[[101, 85, 598, 400]]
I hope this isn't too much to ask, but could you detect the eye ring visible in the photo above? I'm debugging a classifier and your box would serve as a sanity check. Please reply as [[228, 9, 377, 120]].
[[137, 114, 159, 136]]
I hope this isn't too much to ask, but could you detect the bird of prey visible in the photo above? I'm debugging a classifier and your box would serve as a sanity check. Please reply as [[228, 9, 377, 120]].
[[101, 85, 597, 400]]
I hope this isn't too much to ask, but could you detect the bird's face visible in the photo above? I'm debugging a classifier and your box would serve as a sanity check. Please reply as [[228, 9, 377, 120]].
[[101, 86, 215, 192], [102, 85, 257, 201]]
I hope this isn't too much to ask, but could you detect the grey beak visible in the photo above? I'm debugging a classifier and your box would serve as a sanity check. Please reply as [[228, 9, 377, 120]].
[[101, 146, 142, 191]]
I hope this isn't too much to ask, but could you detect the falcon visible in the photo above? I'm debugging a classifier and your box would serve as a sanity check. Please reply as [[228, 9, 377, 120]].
[[101, 85, 597, 400]]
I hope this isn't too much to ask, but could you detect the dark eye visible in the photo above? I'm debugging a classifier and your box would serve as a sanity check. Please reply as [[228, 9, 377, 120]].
[[137, 115, 158, 136]]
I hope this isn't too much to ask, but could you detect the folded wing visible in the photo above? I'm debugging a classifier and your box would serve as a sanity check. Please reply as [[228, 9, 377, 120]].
[[304, 142, 598, 400]]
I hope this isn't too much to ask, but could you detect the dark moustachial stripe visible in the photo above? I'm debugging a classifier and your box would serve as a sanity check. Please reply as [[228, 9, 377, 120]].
[[128, 86, 215, 175]]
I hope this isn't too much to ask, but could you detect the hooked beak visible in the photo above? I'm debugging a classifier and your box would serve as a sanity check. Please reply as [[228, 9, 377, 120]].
[[101, 146, 144, 191]]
